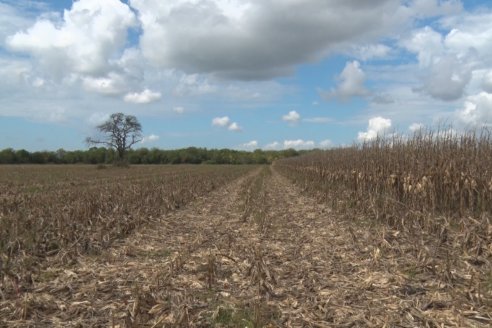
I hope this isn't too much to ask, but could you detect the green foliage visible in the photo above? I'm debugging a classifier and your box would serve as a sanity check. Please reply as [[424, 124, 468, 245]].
[[0, 147, 305, 165]]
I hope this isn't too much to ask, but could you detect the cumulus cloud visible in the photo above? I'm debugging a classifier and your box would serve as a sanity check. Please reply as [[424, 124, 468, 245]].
[[173, 106, 185, 114], [0, 0, 476, 141], [32, 77, 45, 88], [87, 112, 110, 126], [0, 57, 31, 86], [410, 0, 462, 17], [212, 116, 241, 131], [319, 139, 333, 148], [419, 55, 473, 101], [141, 134, 159, 143], [482, 71, 492, 93], [264, 141, 281, 150], [402, 26, 444, 67], [456, 92, 492, 126], [45, 107, 68, 123], [282, 110, 301, 124], [371, 93, 394, 104], [212, 116, 231, 127], [284, 139, 315, 150], [442, 12, 492, 65], [173, 74, 217, 96], [402, 26, 474, 101], [130, 0, 443, 81], [409, 123, 424, 132], [264, 139, 331, 150], [357, 117, 392, 142], [6, 0, 137, 77], [4, 0, 466, 92], [228, 122, 242, 132], [124, 89, 162, 104], [240, 140, 258, 150], [349, 44, 392, 61], [82, 73, 128, 95], [321, 61, 369, 100], [0, 3, 32, 43]]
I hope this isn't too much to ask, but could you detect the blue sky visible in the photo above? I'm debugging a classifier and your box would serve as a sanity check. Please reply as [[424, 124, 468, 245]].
[[1, 0, 492, 151]]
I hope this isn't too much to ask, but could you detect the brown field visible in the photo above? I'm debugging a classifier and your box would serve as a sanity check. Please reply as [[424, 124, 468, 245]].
[[0, 140, 491, 327]]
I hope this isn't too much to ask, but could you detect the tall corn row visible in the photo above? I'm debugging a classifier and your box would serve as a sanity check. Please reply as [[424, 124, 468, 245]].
[[275, 129, 492, 228]]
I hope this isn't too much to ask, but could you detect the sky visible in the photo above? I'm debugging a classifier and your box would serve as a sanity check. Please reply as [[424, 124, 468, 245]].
[[1, 0, 492, 151]]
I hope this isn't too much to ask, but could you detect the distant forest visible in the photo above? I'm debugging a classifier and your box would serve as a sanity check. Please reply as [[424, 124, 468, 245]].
[[0, 147, 306, 165]]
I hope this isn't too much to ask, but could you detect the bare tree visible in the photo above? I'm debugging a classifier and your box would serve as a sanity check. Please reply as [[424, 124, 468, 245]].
[[86, 113, 142, 162]]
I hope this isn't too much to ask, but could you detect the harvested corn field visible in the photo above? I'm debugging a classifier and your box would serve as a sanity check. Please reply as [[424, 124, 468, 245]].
[[0, 165, 255, 296], [1, 160, 491, 327]]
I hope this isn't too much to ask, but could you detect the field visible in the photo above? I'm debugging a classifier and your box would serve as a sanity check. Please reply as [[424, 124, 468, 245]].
[[0, 140, 491, 327]]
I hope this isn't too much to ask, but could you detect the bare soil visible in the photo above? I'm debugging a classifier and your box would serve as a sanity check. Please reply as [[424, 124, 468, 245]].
[[2, 167, 490, 327]]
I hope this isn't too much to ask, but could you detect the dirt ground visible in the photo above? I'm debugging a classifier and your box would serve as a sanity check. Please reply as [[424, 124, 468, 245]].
[[2, 167, 490, 327]]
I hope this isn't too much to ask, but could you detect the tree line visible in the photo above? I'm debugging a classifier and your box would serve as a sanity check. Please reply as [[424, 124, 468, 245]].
[[0, 147, 305, 165]]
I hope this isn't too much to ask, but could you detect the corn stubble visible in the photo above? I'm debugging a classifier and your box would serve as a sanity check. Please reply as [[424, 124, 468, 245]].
[[0, 165, 253, 300]]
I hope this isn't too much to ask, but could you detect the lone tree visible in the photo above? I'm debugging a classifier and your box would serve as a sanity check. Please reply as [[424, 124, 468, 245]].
[[86, 113, 142, 163]]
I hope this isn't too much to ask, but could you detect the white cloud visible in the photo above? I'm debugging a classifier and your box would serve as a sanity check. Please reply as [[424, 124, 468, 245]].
[[364, 63, 460, 125], [282, 110, 301, 124], [283, 139, 315, 150], [0, 57, 31, 86], [357, 117, 392, 142], [228, 122, 242, 132], [371, 93, 394, 105], [6, 0, 137, 77], [173, 74, 217, 96], [124, 89, 162, 104], [319, 139, 333, 148], [402, 25, 478, 101], [456, 92, 492, 126], [32, 77, 45, 88], [211, 116, 242, 131], [349, 44, 392, 61], [419, 55, 473, 101], [0, 3, 32, 44], [264, 139, 331, 150], [46, 107, 68, 123], [442, 12, 492, 64], [409, 122, 424, 132], [129, 0, 456, 81], [212, 116, 231, 127], [141, 134, 159, 143], [240, 140, 258, 149], [264, 141, 281, 150], [173, 106, 185, 114], [410, 0, 462, 18], [87, 112, 110, 126], [0, 0, 477, 144], [482, 71, 492, 93], [82, 73, 127, 95], [322, 61, 369, 100], [402, 26, 444, 68]]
